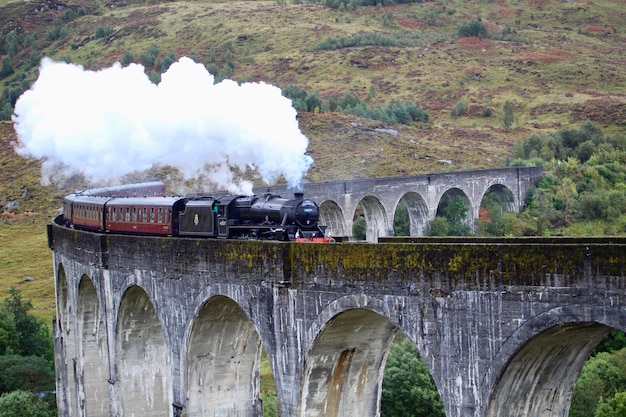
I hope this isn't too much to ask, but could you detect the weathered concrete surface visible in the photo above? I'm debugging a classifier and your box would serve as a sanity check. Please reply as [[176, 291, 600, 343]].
[[49, 222, 626, 417], [256, 166, 543, 240]]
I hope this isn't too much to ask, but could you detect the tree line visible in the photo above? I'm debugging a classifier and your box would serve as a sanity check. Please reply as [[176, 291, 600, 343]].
[[0, 288, 56, 417], [503, 122, 625, 236], [282, 85, 429, 125], [374, 122, 625, 238]]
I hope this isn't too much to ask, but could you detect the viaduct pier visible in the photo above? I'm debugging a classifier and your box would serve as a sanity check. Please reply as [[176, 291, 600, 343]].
[[49, 220, 626, 417]]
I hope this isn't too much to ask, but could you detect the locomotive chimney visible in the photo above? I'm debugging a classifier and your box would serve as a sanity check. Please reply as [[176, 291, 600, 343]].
[[294, 192, 304, 199]]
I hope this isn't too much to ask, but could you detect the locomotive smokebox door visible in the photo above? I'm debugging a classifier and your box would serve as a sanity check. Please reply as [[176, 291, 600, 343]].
[[178, 198, 217, 237]]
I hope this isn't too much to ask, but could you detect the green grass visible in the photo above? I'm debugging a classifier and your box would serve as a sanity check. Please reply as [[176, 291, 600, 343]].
[[0, 221, 56, 323]]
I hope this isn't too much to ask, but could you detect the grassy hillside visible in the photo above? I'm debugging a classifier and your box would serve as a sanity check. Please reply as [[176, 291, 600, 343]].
[[2, 0, 624, 180], [0, 121, 59, 322], [1, 0, 625, 322]]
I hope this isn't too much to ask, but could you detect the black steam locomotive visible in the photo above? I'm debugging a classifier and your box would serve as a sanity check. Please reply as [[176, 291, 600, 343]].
[[60, 182, 331, 242]]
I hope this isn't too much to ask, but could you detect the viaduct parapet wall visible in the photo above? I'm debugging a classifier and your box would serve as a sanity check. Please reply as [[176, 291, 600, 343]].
[[49, 221, 625, 417]]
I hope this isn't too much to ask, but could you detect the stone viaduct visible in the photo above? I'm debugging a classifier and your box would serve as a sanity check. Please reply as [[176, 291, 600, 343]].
[[254, 166, 543, 241], [48, 217, 626, 417]]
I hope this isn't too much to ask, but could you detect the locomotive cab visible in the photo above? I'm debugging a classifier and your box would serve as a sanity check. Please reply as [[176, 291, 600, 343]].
[[178, 197, 219, 237]]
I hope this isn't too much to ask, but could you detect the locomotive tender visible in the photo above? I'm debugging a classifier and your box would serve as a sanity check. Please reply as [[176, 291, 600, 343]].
[[60, 182, 331, 242]]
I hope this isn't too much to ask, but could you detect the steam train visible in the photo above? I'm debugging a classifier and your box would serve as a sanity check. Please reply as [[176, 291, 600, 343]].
[[60, 182, 332, 242]]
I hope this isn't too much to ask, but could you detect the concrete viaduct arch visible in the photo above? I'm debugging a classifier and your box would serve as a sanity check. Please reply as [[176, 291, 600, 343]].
[[49, 224, 625, 417], [255, 166, 543, 241]]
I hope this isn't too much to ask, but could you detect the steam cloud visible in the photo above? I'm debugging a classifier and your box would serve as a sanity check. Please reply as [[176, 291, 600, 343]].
[[12, 57, 313, 194]]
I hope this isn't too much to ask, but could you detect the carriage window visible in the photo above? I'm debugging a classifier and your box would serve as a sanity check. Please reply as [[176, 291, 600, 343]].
[[150, 208, 155, 223], [132, 208, 137, 222], [166, 209, 171, 223], [112, 208, 117, 221], [126, 207, 130, 222], [158, 208, 163, 223], [142, 209, 147, 223]]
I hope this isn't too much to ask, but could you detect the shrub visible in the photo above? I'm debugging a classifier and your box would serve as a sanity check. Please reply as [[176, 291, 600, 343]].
[[0, 355, 55, 395], [450, 99, 468, 118], [501, 100, 515, 129], [424, 216, 448, 236], [595, 391, 626, 417], [45, 19, 67, 41], [458, 18, 488, 38], [0, 57, 14, 78], [140, 44, 160, 68], [393, 202, 410, 236], [95, 26, 114, 39], [2, 288, 53, 363], [0, 390, 54, 417], [576, 140, 596, 163], [122, 51, 134, 66], [261, 392, 279, 417], [282, 86, 428, 124], [0, 102, 13, 121], [352, 216, 366, 240], [161, 52, 176, 72]]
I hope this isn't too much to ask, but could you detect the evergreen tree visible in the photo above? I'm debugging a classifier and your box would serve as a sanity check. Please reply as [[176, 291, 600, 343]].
[[393, 202, 410, 236], [595, 392, 626, 417], [0, 56, 14, 78], [501, 101, 515, 129], [0, 305, 18, 354], [0, 390, 54, 417], [381, 336, 445, 417], [352, 216, 366, 240], [2, 288, 53, 364], [570, 348, 626, 417], [0, 355, 55, 395]]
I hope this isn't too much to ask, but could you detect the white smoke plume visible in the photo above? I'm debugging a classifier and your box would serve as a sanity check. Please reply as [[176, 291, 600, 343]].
[[12, 57, 313, 194]]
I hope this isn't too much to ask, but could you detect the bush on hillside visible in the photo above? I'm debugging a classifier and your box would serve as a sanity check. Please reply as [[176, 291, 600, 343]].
[[282, 85, 428, 125], [507, 122, 626, 235], [458, 18, 488, 38]]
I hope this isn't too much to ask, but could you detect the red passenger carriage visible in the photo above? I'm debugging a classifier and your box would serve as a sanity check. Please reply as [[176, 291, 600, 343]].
[[105, 197, 186, 236], [66, 196, 109, 232]]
